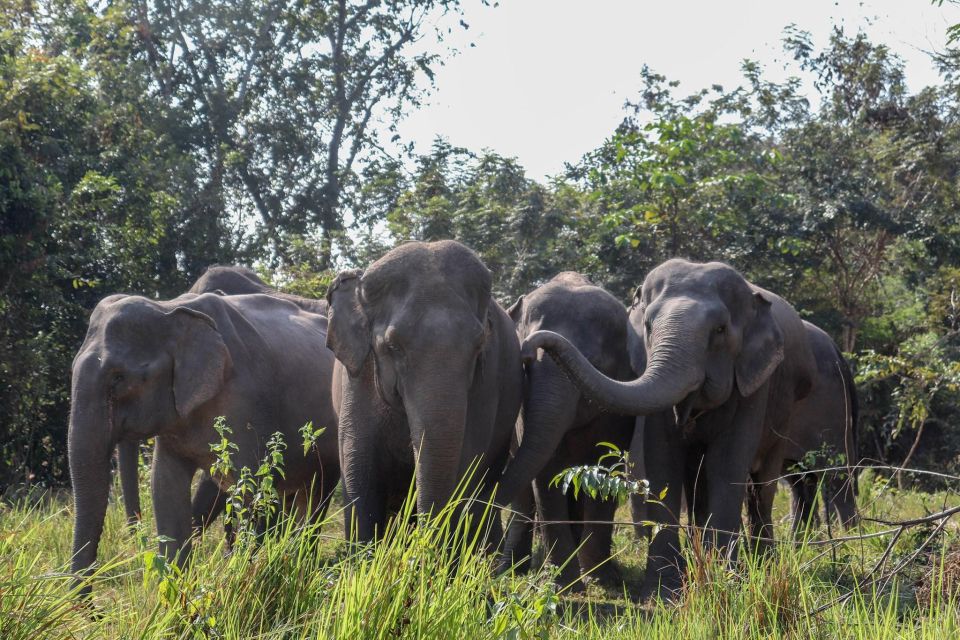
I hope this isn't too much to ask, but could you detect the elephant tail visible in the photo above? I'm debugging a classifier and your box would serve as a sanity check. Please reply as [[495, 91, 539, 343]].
[[836, 344, 860, 497]]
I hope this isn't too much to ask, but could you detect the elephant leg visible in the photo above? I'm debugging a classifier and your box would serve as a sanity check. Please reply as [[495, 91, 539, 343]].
[[534, 457, 584, 592], [577, 494, 621, 587], [825, 471, 859, 528], [639, 412, 686, 602], [152, 438, 196, 566], [500, 482, 536, 574], [685, 450, 710, 529], [340, 420, 390, 543], [309, 462, 342, 525], [746, 474, 777, 555], [117, 440, 142, 529], [191, 472, 227, 538], [629, 416, 649, 539], [788, 473, 818, 538], [700, 396, 769, 561], [831, 471, 860, 528]]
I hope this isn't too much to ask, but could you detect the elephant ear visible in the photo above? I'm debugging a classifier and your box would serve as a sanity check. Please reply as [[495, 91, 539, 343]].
[[735, 291, 785, 397], [506, 295, 524, 324], [326, 269, 371, 377], [166, 306, 231, 418]]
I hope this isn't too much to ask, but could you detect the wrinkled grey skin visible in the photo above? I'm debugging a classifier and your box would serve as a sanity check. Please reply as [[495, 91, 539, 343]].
[[69, 292, 339, 594], [522, 259, 816, 601], [781, 321, 859, 532], [499, 273, 636, 590], [326, 240, 522, 543], [188, 265, 329, 315]]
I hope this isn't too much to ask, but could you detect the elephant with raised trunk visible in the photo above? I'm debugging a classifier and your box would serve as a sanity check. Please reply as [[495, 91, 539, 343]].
[[69, 292, 339, 594], [782, 321, 859, 532], [326, 240, 522, 543], [499, 272, 636, 590], [522, 259, 816, 601]]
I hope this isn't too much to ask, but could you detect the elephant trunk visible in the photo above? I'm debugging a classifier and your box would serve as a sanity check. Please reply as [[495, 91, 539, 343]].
[[68, 387, 114, 594], [496, 358, 581, 506], [522, 325, 703, 418], [117, 440, 141, 528], [406, 387, 469, 518]]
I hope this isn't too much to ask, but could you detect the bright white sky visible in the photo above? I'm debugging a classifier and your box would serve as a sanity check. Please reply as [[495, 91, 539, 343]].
[[397, 0, 957, 181]]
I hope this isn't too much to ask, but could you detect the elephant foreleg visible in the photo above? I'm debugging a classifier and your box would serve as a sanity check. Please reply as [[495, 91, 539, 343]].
[[152, 439, 196, 567], [629, 416, 649, 539], [117, 440, 142, 529], [639, 412, 686, 603]]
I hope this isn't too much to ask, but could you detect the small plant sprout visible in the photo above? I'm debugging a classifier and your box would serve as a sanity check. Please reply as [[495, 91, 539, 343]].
[[550, 442, 650, 503], [300, 421, 326, 456]]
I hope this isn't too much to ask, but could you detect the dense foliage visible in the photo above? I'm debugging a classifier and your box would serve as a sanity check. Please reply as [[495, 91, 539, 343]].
[[2, 2, 960, 490]]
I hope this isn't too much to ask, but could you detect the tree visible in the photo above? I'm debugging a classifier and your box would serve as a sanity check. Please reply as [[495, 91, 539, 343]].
[[129, 0, 470, 266]]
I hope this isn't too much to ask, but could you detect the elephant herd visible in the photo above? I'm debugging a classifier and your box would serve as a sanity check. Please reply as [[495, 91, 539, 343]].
[[68, 240, 859, 601]]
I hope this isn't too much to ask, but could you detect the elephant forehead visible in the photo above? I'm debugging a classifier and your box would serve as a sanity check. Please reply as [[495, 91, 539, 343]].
[[102, 302, 165, 340], [647, 259, 741, 287], [382, 300, 482, 341], [362, 241, 490, 300]]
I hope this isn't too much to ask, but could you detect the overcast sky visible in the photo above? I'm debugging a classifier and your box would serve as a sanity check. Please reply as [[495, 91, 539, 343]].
[[396, 0, 957, 181]]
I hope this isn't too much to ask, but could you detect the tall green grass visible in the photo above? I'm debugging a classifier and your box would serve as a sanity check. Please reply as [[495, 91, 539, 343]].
[[1, 469, 959, 638]]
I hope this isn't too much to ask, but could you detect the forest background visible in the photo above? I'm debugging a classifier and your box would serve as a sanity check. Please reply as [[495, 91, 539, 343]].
[[4, 0, 960, 492]]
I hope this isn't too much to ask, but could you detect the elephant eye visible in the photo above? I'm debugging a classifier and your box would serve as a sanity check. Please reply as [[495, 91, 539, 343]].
[[715, 325, 726, 335], [110, 372, 125, 386], [644, 320, 652, 335]]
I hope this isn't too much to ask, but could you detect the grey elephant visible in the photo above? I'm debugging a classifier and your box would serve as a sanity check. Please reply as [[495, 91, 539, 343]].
[[69, 292, 339, 594], [522, 259, 816, 600], [498, 273, 636, 589], [115, 265, 328, 540], [325, 240, 522, 543], [781, 321, 859, 532], [189, 265, 328, 315]]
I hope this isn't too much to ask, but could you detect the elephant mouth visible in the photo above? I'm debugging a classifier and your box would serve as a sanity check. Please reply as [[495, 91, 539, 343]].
[[673, 394, 700, 430]]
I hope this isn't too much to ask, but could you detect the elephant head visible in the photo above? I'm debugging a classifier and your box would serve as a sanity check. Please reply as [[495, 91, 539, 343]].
[[523, 259, 784, 424], [69, 294, 230, 589], [326, 240, 492, 515]]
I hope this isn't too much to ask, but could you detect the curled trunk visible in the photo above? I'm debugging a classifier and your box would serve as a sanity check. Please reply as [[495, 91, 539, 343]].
[[523, 330, 701, 417], [496, 360, 580, 506]]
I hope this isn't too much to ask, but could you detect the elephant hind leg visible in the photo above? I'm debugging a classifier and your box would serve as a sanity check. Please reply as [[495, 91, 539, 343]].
[[746, 478, 777, 555], [823, 471, 859, 529], [789, 473, 820, 537]]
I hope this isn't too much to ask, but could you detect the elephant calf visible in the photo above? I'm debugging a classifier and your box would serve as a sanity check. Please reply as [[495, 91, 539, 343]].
[[499, 273, 636, 590], [69, 292, 339, 594]]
